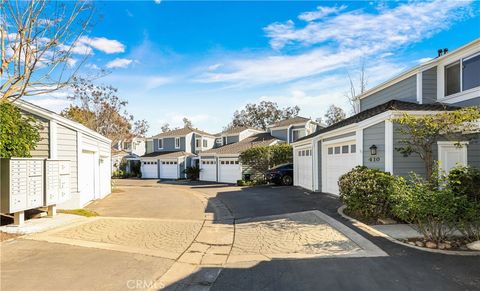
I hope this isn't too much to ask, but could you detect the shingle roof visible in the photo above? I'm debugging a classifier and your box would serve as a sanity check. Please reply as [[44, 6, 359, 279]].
[[268, 116, 311, 128], [295, 100, 458, 143], [141, 151, 194, 158], [199, 133, 280, 155], [152, 127, 214, 138], [220, 126, 263, 135]]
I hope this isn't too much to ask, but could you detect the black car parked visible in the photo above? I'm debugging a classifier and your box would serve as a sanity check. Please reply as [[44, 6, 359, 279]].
[[265, 163, 293, 186]]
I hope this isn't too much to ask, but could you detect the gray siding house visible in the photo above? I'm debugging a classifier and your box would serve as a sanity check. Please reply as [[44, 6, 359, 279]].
[[292, 38, 480, 194], [267, 116, 322, 143], [14, 100, 112, 209], [140, 127, 215, 179]]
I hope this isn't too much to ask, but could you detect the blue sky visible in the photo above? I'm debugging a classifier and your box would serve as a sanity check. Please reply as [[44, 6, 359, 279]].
[[29, 0, 480, 135]]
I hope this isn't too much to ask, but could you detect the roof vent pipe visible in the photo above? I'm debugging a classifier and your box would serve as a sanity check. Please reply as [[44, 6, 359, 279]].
[[437, 49, 443, 57], [443, 48, 448, 55]]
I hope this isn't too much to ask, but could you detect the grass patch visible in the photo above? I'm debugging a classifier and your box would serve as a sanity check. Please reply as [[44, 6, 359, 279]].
[[58, 209, 99, 217]]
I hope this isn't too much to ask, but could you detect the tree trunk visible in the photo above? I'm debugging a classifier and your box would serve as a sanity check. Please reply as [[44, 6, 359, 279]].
[[424, 149, 434, 181]]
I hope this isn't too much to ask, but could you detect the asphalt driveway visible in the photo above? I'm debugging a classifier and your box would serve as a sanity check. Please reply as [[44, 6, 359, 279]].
[[1, 181, 478, 291], [189, 185, 480, 291]]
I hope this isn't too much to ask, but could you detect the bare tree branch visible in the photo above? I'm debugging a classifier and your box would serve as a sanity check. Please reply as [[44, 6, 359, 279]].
[[1, 0, 95, 101]]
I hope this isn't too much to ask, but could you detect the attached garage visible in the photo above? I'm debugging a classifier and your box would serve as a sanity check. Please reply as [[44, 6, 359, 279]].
[[140, 151, 192, 180], [141, 160, 158, 178], [218, 158, 241, 184], [323, 141, 357, 195], [159, 160, 178, 179], [79, 150, 96, 206], [200, 159, 217, 181], [295, 147, 313, 191], [16, 100, 112, 210]]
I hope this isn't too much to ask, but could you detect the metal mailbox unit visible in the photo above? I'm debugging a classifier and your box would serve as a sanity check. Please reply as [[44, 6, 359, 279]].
[[45, 160, 71, 206], [1, 158, 45, 224]]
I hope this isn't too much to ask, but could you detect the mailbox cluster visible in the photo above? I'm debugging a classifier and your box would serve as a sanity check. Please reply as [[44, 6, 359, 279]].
[[0, 158, 71, 216]]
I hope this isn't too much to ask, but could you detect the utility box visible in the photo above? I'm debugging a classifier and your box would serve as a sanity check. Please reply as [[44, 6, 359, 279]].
[[45, 160, 71, 206], [0, 158, 45, 213]]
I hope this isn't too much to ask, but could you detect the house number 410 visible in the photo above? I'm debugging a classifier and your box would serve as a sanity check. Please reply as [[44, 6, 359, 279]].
[[369, 157, 380, 162]]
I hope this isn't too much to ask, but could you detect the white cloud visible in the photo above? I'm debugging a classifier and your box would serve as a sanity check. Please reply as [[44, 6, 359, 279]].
[[208, 63, 223, 71], [156, 113, 217, 131], [79, 36, 125, 54], [298, 5, 347, 22], [106, 58, 133, 69], [154, 0, 162, 4], [27, 97, 71, 113], [417, 57, 434, 64], [198, 0, 473, 86], [265, 0, 472, 50]]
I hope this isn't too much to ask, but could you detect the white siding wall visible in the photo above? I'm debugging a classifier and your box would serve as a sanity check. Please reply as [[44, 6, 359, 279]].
[[57, 124, 78, 194]]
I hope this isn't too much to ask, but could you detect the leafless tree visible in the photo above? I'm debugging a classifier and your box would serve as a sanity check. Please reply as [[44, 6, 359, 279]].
[[345, 61, 368, 114], [324, 104, 346, 126], [1, 0, 95, 101]]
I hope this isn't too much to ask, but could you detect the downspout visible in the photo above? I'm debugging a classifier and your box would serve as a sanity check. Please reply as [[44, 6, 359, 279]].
[[287, 125, 293, 143]]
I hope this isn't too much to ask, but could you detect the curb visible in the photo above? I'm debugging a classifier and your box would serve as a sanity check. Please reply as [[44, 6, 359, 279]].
[[337, 205, 480, 256]]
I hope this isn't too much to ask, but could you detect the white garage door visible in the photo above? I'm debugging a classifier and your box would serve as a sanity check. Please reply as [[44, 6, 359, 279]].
[[79, 150, 96, 206], [160, 160, 178, 179], [200, 159, 217, 182], [218, 158, 241, 184], [296, 148, 313, 190], [142, 160, 158, 179], [324, 142, 357, 195]]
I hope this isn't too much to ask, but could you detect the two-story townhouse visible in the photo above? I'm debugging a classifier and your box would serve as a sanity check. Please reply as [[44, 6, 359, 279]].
[[268, 116, 321, 143], [140, 127, 215, 179], [198, 130, 282, 183], [112, 136, 146, 173], [213, 126, 264, 147], [292, 38, 480, 194]]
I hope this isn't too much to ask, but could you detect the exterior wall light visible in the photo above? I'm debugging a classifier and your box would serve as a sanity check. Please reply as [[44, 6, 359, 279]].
[[369, 145, 378, 156]]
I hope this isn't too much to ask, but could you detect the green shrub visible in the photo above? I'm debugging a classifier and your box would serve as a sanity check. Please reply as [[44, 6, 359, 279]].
[[184, 166, 201, 181], [448, 165, 480, 203], [130, 160, 142, 178], [390, 172, 461, 243], [0, 101, 41, 158], [448, 165, 480, 240], [112, 170, 124, 178], [338, 166, 396, 220], [237, 179, 266, 186]]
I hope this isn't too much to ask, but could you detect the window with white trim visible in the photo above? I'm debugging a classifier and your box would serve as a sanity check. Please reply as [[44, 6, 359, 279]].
[[175, 137, 180, 149], [203, 139, 208, 147], [158, 139, 163, 149], [195, 139, 200, 148], [445, 53, 480, 97]]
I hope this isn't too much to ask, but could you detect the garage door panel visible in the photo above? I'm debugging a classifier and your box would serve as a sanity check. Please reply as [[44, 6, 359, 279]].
[[80, 151, 96, 206], [324, 142, 357, 195], [142, 161, 158, 179], [218, 159, 241, 184], [296, 148, 313, 190], [200, 159, 217, 182], [160, 160, 178, 179]]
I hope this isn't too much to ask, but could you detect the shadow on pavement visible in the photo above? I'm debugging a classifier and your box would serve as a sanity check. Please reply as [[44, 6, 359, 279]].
[[164, 185, 480, 291]]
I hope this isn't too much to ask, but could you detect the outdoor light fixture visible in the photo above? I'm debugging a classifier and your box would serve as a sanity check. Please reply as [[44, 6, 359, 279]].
[[369, 145, 378, 156]]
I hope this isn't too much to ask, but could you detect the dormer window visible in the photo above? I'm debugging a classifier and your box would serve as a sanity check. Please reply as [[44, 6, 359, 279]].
[[444, 53, 480, 97]]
